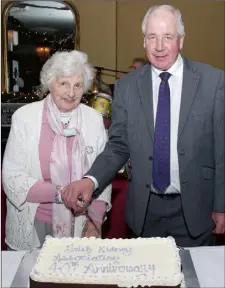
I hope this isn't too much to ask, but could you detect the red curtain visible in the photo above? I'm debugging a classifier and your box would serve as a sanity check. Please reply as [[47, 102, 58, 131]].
[[102, 178, 129, 239]]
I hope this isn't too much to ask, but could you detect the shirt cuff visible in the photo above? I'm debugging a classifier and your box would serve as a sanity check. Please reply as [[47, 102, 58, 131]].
[[83, 176, 99, 190]]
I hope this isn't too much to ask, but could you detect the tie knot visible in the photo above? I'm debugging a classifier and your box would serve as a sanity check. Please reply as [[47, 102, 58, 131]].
[[159, 72, 171, 82]]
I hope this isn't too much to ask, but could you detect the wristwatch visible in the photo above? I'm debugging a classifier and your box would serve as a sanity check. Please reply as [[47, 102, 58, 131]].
[[55, 185, 63, 203]]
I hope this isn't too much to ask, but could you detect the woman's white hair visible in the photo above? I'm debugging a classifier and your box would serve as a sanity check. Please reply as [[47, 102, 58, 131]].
[[40, 50, 94, 95], [141, 5, 185, 37]]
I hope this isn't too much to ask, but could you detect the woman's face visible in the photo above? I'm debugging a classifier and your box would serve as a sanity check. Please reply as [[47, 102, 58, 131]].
[[49, 74, 85, 112]]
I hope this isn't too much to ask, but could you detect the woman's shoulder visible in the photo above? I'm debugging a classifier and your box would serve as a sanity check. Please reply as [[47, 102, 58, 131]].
[[79, 103, 103, 124], [13, 100, 44, 122]]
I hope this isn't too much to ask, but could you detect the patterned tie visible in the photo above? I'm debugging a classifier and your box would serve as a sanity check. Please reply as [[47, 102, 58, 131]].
[[152, 72, 171, 193]]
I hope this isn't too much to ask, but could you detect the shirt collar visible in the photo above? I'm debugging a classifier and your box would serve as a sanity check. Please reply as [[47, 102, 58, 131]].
[[152, 54, 183, 78]]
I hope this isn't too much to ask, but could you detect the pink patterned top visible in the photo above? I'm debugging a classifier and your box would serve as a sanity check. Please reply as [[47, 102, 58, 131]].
[[26, 106, 106, 224]]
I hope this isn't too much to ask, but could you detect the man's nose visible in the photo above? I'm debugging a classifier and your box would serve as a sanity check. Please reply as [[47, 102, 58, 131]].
[[155, 39, 164, 51]]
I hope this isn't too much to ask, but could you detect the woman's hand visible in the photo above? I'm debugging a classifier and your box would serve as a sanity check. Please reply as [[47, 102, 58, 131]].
[[82, 220, 102, 238]]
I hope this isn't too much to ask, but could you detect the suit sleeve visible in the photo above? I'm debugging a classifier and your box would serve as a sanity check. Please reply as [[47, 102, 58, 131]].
[[91, 116, 112, 212], [213, 71, 225, 212], [87, 80, 130, 196]]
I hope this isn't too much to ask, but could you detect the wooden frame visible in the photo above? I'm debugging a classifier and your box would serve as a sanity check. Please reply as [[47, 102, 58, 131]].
[[1, 0, 80, 92]]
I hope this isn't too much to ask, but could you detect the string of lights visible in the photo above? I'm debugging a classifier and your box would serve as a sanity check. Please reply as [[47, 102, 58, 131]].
[[7, 15, 75, 50]]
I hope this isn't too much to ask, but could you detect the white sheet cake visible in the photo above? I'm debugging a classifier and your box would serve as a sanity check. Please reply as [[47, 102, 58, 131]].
[[30, 236, 183, 287]]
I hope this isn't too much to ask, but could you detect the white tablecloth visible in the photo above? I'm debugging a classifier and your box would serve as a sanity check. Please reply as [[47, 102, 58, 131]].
[[1, 251, 27, 288], [1, 246, 225, 288], [188, 246, 225, 287]]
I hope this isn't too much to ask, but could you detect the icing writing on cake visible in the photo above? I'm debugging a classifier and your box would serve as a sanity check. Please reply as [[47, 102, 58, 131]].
[[98, 245, 132, 256], [47, 244, 156, 277], [52, 253, 120, 264], [65, 244, 132, 256], [65, 244, 92, 254], [83, 263, 155, 275]]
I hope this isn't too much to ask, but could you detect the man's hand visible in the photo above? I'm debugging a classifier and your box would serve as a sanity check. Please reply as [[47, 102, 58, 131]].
[[212, 212, 225, 234], [82, 220, 101, 238], [61, 178, 94, 212]]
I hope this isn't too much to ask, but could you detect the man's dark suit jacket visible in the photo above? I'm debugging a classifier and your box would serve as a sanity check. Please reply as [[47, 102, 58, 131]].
[[88, 58, 225, 237]]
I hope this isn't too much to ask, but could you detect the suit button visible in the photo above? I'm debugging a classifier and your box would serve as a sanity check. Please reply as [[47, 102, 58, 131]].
[[128, 161, 132, 168], [179, 148, 185, 155], [146, 184, 150, 189], [149, 156, 153, 160]]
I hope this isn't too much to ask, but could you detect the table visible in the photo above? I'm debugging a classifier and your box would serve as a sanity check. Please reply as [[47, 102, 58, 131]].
[[1, 246, 224, 288]]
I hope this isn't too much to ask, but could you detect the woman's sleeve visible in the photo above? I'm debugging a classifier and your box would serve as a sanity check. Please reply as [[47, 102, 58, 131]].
[[2, 112, 56, 209]]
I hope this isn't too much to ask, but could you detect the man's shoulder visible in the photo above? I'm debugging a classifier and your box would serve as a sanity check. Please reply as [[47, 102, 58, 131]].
[[186, 58, 224, 78], [117, 64, 150, 86]]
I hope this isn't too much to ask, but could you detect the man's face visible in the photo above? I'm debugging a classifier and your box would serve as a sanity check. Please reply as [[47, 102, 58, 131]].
[[143, 8, 184, 70]]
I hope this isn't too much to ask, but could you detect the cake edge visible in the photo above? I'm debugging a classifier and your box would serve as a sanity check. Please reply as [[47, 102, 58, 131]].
[[30, 236, 183, 287]]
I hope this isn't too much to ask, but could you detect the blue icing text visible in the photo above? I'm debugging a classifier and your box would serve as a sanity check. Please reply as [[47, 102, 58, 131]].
[[98, 246, 132, 256], [64, 244, 92, 254], [52, 253, 120, 265], [83, 263, 155, 276]]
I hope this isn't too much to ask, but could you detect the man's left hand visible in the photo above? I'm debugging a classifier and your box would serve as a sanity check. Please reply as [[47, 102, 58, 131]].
[[212, 212, 225, 234]]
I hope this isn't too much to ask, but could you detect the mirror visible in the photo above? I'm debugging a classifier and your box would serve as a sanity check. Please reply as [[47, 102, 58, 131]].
[[2, 0, 80, 95]]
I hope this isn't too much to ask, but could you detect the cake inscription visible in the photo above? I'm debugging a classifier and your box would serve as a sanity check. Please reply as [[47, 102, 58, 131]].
[[65, 244, 92, 254], [83, 263, 155, 276], [47, 243, 156, 279], [52, 253, 120, 265], [98, 246, 132, 256], [48, 260, 79, 275]]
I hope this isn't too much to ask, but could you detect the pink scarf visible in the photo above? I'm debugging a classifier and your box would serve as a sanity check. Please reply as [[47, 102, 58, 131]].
[[45, 95, 90, 237]]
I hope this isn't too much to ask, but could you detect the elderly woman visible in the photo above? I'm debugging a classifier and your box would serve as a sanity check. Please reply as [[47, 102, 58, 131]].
[[2, 50, 111, 250]]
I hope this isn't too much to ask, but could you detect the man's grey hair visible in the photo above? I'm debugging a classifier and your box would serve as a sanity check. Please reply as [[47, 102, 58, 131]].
[[40, 50, 94, 95], [141, 5, 185, 37]]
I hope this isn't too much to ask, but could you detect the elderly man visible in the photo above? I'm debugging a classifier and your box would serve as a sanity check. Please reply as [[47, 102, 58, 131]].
[[62, 5, 224, 247]]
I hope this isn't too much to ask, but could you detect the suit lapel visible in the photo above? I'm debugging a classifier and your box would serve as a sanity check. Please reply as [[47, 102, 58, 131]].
[[178, 59, 200, 140], [136, 64, 154, 140], [136, 59, 200, 141]]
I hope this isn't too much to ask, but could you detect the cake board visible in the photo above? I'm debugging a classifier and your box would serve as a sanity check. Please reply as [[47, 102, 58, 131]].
[[11, 249, 200, 288]]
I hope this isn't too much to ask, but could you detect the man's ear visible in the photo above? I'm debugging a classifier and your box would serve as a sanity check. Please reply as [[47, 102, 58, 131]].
[[143, 36, 146, 49], [179, 34, 185, 50]]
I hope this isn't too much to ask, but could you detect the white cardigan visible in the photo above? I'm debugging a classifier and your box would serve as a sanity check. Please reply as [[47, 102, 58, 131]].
[[2, 100, 112, 250]]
